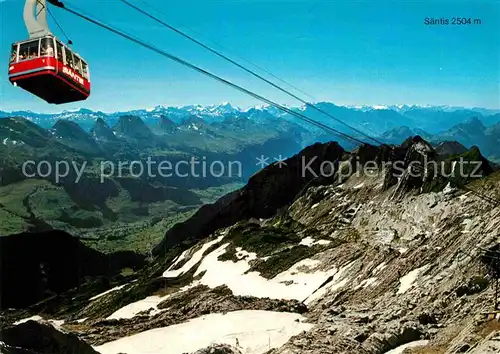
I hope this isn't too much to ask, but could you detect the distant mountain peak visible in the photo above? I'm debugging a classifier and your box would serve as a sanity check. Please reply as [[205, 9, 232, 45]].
[[181, 115, 206, 124], [434, 141, 468, 157], [50, 119, 101, 154], [114, 115, 154, 139], [465, 116, 485, 126], [62, 108, 94, 114], [91, 118, 118, 141], [158, 115, 178, 134], [198, 102, 240, 117], [52, 119, 85, 132], [95, 117, 108, 126], [452, 116, 486, 135]]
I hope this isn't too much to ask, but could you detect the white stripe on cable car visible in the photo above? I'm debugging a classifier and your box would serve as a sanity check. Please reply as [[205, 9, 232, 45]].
[[8, 66, 56, 78]]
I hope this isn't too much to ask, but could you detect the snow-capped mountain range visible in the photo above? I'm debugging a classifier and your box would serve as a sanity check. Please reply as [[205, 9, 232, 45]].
[[0, 102, 499, 136]]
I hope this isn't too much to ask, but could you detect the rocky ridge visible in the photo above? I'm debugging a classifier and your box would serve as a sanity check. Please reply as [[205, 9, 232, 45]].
[[1, 136, 499, 354]]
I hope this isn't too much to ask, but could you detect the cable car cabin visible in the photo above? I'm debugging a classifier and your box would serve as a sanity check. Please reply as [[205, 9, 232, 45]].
[[8, 35, 90, 104]]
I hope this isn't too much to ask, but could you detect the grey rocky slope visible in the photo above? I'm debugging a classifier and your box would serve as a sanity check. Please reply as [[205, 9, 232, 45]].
[[1, 136, 500, 354]]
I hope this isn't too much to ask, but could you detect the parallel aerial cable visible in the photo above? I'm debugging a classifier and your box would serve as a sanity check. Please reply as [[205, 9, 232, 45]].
[[47, 1, 367, 146], [135, 0, 317, 102], [118, 0, 384, 146], [135, 0, 382, 142], [47, 7, 72, 44], [48, 1, 500, 207]]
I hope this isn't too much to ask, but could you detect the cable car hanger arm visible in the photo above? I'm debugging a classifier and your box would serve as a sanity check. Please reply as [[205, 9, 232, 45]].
[[24, 0, 51, 38]]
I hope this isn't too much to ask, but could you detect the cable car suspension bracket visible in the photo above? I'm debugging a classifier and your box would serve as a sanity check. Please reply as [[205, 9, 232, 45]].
[[24, 0, 52, 38]]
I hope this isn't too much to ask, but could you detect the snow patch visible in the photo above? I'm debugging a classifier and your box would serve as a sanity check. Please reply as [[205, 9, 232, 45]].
[[49, 319, 65, 328], [373, 262, 387, 275], [375, 229, 396, 244], [163, 235, 224, 278], [107, 295, 165, 320], [305, 261, 355, 304], [299, 236, 331, 247], [13, 316, 64, 328], [95, 310, 312, 354], [397, 265, 429, 294], [443, 182, 454, 194], [235, 247, 257, 260], [461, 218, 473, 233], [168, 249, 190, 271], [459, 192, 470, 201], [355, 277, 377, 289], [90, 284, 128, 301], [14, 315, 44, 325], [386, 340, 429, 354], [193, 244, 340, 302]]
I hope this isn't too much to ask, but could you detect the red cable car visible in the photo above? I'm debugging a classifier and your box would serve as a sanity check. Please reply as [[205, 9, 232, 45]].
[[8, 0, 90, 104]]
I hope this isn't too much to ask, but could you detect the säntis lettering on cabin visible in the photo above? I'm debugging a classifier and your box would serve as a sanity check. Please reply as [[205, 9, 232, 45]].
[[62, 66, 84, 86]]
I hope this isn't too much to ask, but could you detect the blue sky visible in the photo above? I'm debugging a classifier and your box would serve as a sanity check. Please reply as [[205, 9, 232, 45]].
[[0, 0, 499, 113]]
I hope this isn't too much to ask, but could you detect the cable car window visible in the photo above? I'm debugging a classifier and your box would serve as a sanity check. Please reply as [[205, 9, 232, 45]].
[[10, 45, 17, 63], [40, 37, 55, 57], [19, 40, 39, 61], [66, 50, 74, 68], [28, 40, 39, 59], [81, 61, 89, 80], [73, 55, 82, 74], [56, 41, 64, 62]]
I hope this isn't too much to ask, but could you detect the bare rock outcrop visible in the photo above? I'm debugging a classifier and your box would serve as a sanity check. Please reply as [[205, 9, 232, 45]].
[[0, 320, 99, 354], [190, 344, 242, 354]]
